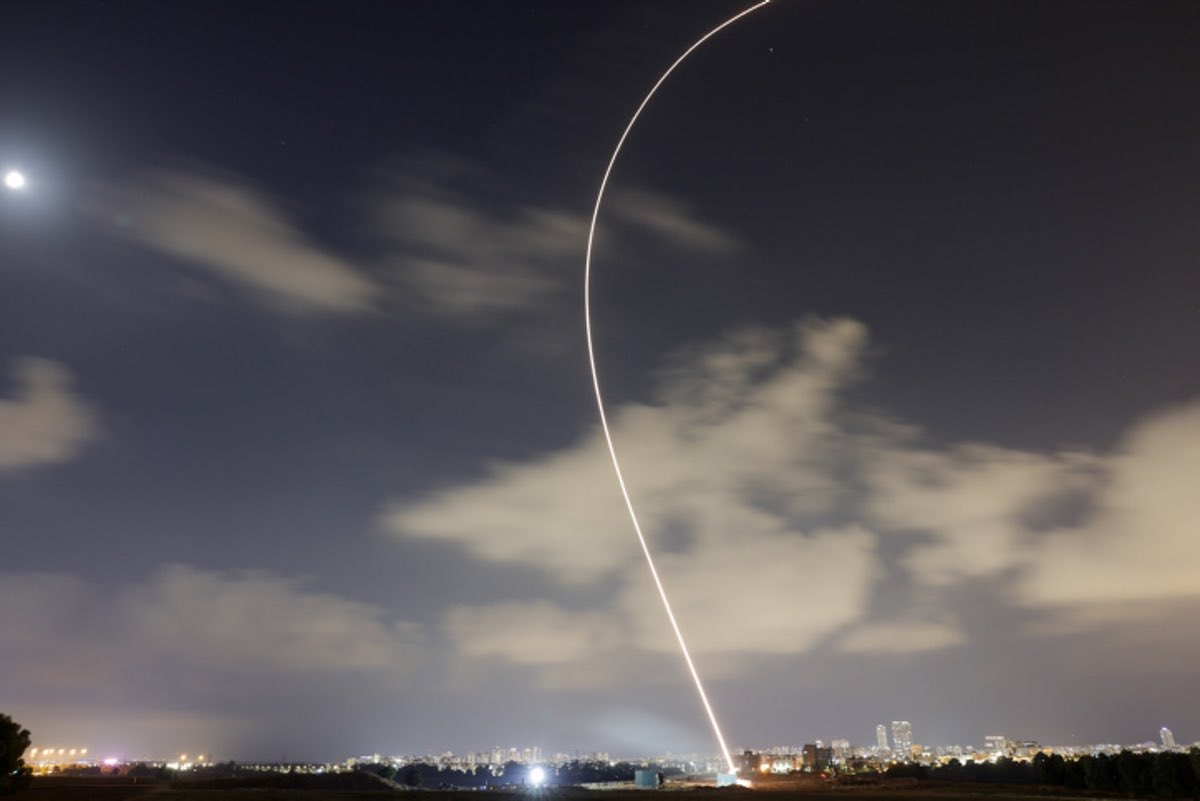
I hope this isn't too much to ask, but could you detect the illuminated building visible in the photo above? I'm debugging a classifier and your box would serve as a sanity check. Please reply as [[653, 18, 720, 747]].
[[801, 744, 832, 771], [891, 722, 912, 758], [1160, 728, 1176, 748], [736, 750, 762, 774], [876, 725, 889, 752]]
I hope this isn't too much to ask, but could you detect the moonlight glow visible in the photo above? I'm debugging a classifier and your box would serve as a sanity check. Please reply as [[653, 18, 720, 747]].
[[4, 170, 26, 190]]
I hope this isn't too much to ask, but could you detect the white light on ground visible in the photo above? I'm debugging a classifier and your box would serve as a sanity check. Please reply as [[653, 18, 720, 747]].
[[4, 170, 26, 190], [529, 766, 546, 787]]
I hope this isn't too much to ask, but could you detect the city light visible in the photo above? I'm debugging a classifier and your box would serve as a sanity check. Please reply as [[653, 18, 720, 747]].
[[529, 766, 546, 787]]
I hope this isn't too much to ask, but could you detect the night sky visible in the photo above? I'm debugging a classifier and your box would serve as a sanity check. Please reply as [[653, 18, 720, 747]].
[[2, 0, 1199, 762]]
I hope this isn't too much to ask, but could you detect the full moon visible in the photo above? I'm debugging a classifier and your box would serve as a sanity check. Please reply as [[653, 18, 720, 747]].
[[4, 170, 26, 190]]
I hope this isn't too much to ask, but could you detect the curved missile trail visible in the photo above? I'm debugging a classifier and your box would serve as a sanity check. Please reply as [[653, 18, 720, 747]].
[[583, 0, 772, 778]]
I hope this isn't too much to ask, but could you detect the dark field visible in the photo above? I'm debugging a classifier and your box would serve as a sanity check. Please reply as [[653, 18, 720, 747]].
[[23, 774, 1127, 801]]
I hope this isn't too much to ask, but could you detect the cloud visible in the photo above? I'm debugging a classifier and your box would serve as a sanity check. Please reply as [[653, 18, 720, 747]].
[[0, 564, 426, 759], [1016, 401, 1200, 606], [620, 524, 878, 657], [91, 167, 381, 314], [369, 152, 739, 319], [0, 564, 423, 697], [384, 313, 1200, 685], [442, 601, 626, 691], [90, 153, 737, 326], [0, 358, 99, 471], [860, 395, 1200, 610], [0, 573, 109, 694], [838, 620, 965, 654], [444, 601, 622, 666], [370, 161, 583, 317], [609, 189, 739, 252], [862, 441, 1099, 586], [119, 564, 422, 673], [389, 318, 882, 669], [386, 317, 868, 584]]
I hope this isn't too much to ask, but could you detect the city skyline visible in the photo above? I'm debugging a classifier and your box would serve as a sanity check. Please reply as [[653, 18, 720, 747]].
[[20, 720, 1195, 767], [3, 0, 1199, 761]]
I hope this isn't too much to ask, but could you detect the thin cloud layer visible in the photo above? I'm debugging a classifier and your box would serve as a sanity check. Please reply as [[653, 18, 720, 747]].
[[609, 189, 739, 253], [838, 620, 965, 654], [119, 565, 422, 673], [0, 358, 99, 471], [372, 165, 584, 318], [444, 601, 622, 667], [0, 565, 425, 759], [90, 155, 737, 326], [370, 152, 740, 320], [0, 565, 422, 698], [91, 168, 382, 314]]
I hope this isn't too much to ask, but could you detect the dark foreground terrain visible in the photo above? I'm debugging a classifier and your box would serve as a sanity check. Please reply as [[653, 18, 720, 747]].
[[22, 773, 1141, 801]]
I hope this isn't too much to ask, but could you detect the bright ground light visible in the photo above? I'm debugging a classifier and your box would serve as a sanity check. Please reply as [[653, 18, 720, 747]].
[[529, 766, 546, 787], [4, 170, 26, 190]]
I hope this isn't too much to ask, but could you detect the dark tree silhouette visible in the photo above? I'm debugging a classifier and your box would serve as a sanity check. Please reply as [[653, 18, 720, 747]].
[[0, 713, 32, 796], [1118, 749, 1153, 795]]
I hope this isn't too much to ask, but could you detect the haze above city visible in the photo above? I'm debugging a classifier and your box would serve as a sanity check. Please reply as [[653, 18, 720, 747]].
[[2, 0, 1198, 762]]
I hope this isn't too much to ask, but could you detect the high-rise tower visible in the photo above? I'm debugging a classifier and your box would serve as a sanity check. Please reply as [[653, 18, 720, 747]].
[[1161, 727, 1176, 748], [876, 724, 889, 752], [891, 721, 913, 758]]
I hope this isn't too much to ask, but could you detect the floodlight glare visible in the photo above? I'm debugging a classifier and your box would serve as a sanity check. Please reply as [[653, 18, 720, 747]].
[[4, 170, 26, 190], [529, 766, 546, 787]]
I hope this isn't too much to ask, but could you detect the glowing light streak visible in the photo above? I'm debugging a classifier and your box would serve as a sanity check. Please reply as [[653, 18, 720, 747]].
[[583, 0, 771, 778]]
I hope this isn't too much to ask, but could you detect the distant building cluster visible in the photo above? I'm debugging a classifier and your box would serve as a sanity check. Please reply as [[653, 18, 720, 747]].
[[728, 722, 1196, 778], [25, 724, 1196, 781], [346, 745, 615, 775]]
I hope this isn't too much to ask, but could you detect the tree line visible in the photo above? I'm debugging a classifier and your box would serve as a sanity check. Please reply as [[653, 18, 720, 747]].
[[884, 750, 1200, 798]]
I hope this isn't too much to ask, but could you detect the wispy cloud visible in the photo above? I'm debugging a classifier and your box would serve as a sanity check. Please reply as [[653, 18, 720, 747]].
[[369, 151, 740, 320], [91, 167, 382, 314], [0, 358, 99, 472], [609, 188, 739, 252], [89, 153, 739, 327]]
